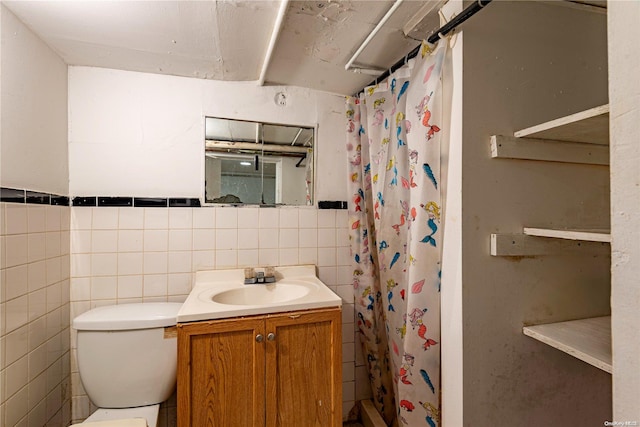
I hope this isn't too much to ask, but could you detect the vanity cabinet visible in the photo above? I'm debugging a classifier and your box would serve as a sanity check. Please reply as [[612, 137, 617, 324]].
[[177, 307, 342, 427]]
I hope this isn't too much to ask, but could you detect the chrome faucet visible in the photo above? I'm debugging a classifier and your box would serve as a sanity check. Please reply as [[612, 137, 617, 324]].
[[244, 267, 276, 284]]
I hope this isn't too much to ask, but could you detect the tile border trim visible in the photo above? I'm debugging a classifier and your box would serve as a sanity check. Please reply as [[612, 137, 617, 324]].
[[1, 187, 346, 209]]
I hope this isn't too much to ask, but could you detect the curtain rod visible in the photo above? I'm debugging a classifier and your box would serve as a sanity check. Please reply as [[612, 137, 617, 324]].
[[354, 0, 493, 96]]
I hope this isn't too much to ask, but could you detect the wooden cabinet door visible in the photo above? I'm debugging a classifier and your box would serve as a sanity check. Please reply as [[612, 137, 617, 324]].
[[178, 317, 266, 427], [264, 308, 342, 427]]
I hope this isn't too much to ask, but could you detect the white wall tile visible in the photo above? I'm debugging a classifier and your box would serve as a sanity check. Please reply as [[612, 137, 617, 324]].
[[342, 322, 355, 344], [5, 265, 28, 301], [336, 247, 351, 266], [6, 355, 28, 398], [28, 344, 47, 381], [317, 228, 336, 248], [318, 247, 336, 267], [4, 383, 29, 426], [192, 251, 215, 271], [318, 266, 337, 286], [70, 278, 91, 301], [337, 265, 352, 286], [279, 248, 298, 266], [168, 208, 193, 229], [45, 231, 62, 258], [27, 206, 46, 233], [5, 325, 29, 365], [336, 210, 348, 228], [298, 247, 317, 265], [71, 208, 92, 230], [27, 233, 46, 263], [237, 249, 259, 267], [71, 254, 91, 278], [144, 229, 168, 252], [258, 209, 278, 229], [298, 208, 317, 229], [5, 205, 28, 234], [92, 208, 119, 229], [237, 208, 259, 228], [118, 208, 144, 229], [28, 288, 46, 322], [215, 250, 237, 269], [91, 253, 118, 276], [317, 210, 336, 229], [91, 276, 117, 300], [258, 249, 278, 266], [336, 285, 354, 303], [143, 274, 168, 297], [215, 229, 238, 251], [91, 230, 118, 253], [279, 208, 298, 228], [336, 227, 349, 247], [216, 208, 237, 229], [168, 252, 192, 274], [71, 230, 91, 254], [298, 228, 318, 248], [46, 258, 62, 286], [118, 230, 143, 252], [117, 276, 143, 299], [168, 230, 192, 251], [258, 229, 278, 249], [168, 273, 192, 296], [192, 229, 215, 251], [278, 229, 298, 249], [192, 208, 215, 229], [28, 317, 47, 352], [5, 235, 28, 267], [117, 252, 143, 275], [237, 228, 258, 250], [143, 252, 168, 275], [45, 206, 62, 232], [6, 295, 29, 333], [144, 209, 169, 230]]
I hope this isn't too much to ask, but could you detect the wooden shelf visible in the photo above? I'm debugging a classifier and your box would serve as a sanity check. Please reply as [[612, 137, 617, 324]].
[[523, 316, 611, 373], [523, 227, 611, 243], [515, 104, 609, 145]]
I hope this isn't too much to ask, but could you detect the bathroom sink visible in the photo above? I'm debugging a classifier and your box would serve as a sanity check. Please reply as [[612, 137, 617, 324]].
[[203, 280, 316, 306], [177, 265, 342, 322]]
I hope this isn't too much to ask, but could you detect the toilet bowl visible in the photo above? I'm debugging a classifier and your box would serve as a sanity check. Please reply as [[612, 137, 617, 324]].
[[73, 303, 183, 426]]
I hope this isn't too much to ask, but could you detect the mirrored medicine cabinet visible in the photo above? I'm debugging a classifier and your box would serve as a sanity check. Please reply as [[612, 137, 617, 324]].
[[204, 117, 314, 206]]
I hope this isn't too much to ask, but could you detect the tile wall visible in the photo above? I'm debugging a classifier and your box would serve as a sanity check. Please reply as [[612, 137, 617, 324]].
[[69, 206, 370, 424], [0, 203, 72, 426]]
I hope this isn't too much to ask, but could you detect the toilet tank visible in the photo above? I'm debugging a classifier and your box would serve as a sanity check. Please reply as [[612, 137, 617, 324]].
[[73, 303, 183, 408]]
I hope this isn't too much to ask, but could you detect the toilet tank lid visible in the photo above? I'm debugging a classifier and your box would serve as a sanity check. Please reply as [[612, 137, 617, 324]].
[[73, 303, 183, 331]]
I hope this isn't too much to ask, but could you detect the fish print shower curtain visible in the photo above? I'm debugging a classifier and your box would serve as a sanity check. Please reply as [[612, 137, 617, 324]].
[[346, 41, 447, 427]]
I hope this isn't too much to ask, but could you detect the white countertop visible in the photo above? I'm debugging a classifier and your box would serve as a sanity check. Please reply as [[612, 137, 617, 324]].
[[177, 265, 342, 323]]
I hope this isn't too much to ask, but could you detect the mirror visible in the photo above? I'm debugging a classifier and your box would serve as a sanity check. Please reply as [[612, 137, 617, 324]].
[[205, 117, 314, 205]]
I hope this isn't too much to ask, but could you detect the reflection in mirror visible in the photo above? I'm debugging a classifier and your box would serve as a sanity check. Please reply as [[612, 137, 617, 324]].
[[205, 117, 314, 205]]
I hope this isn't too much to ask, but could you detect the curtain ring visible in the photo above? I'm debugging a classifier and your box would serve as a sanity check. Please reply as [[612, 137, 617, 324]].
[[478, 0, 485, 6], [438, 32, 446, 40]]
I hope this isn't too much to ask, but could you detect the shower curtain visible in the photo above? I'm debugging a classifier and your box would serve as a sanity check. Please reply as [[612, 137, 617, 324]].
[[346, 40, 448, 427]]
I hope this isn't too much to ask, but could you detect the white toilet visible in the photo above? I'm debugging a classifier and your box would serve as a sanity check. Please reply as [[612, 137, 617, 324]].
[[72, 303, 183, 427]]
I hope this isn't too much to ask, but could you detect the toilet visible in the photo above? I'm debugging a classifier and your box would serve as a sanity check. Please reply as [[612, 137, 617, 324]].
[[72, 302, 183, 426]]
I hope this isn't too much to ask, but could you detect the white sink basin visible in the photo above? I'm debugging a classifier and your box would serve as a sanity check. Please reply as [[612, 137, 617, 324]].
[[177, 265, 342, 322], [202, 280, 316, 306]]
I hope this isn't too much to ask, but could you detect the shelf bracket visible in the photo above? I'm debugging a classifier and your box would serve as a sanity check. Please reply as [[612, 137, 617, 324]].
[[490, 233, 610, 257], [490, 135, 609, 165]]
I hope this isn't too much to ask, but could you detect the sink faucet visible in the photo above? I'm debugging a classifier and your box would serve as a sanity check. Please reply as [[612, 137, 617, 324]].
[[244, 267, 276, 284]]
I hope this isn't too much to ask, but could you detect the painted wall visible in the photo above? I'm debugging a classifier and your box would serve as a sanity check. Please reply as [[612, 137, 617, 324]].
[[0, 5, 68, 195], [68, 67, 347, 202], [609, 1, 640, 422], [0, 5, 72, 426], [459, 2, 611, 425]]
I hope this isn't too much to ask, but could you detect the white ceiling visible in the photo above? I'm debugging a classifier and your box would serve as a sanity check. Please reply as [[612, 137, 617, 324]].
[[3, 0, 444, 95]]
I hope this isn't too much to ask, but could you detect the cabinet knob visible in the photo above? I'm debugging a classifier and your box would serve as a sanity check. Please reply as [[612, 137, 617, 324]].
[[256, 334, 264, 343], [267, 332, 276, 341]]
